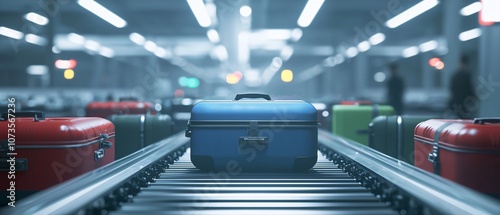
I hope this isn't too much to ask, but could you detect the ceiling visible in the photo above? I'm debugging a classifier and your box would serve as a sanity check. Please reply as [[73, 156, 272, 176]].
[[0, 0, 483, 90]]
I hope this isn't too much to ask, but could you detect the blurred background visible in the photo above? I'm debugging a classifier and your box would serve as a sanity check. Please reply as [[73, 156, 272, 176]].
[[0, 0, 499, 118]]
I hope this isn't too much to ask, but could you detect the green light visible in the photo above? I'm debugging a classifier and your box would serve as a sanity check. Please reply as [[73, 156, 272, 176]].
[[178, 76, 188, 87], [187, 78, 199, 88]]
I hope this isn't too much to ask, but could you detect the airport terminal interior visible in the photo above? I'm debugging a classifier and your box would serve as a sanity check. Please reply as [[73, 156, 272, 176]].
[[1, 0, 500, 214]]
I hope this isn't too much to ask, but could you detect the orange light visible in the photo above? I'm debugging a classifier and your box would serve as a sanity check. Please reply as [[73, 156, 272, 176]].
[[428, 57, 441, 67], [55, 59, 77, 69]]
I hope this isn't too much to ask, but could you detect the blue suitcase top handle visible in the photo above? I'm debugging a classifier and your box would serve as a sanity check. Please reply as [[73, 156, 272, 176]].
[[235, 93, 271, 101]]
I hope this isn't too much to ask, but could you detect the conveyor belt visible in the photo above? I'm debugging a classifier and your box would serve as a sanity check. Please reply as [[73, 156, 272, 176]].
[[3, 130, 500, 215], [111, 150, 397, 214]]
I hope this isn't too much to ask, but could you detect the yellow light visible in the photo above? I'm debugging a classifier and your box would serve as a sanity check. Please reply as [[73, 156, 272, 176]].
[[281, 69, 293, 82], [226, 74, 240, 84], [64, 69, 75, 79]]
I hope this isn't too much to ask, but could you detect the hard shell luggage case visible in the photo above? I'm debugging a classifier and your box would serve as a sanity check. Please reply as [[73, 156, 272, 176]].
[[0, 112, 114, 200], [85, 99, 154, 118], [414, 118, 500, 195], [369, 115, 433, 164], [186, 93, 318, 172], [108, 114, 174, 159], [332, 105, 394, 145]]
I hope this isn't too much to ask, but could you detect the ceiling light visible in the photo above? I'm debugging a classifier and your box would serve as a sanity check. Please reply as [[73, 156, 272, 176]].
[[386, 0, 439, 28], [27, 65, 48, 75], [129, 32, 145, 45], [291, 28, 303, 41], [25, 34, 47, 46], [0, 26, 24, 40], [240, 5, 252, 17], [402, 46, 419, 58], [214, 45, 228, 61], [460, 2, 482, 16], [459, 28, 482, 41], [67, 33, 85, 45], [345, 47, 358, 58], [207, 29, 220, 43], [24, 12, 49, 26], [369, 33, 385, 45], [77, 0, 127, 28], [357, 41, 371, 52], [144, 40, 157, 52], [84, 40, 100, 52], [280, 46, 294, 61], [419, 40, 438, 52], [297, 0, 325, 27], [99, 47, 114, 58], [186, 0, 212, 27]]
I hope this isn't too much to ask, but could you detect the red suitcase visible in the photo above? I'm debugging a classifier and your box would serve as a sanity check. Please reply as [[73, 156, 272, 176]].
[[0, 111, 115, 192], [414, 118, 500, 195], [85, 100, 154, 118]]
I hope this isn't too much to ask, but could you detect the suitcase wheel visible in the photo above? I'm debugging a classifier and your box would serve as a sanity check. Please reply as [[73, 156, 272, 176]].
[[293, 156, 317, 171]]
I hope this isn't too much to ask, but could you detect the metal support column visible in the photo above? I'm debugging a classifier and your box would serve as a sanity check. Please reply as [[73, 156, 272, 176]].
[[478, 25, 500, 117]]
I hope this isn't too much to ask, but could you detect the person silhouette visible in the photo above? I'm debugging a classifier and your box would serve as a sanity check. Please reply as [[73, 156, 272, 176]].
[[448, 55, 477, 119], [386, 64, 405, 115]]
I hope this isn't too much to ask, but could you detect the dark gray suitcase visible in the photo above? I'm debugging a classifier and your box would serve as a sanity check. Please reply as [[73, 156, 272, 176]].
[[108, 114, 174, 159], [369, 115, 433, 164]]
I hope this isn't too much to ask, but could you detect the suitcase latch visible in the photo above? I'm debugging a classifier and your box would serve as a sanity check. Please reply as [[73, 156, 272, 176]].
[[427, 145, 440, 175], [239, 121, 268, 146], [95, 134, 113, 161]]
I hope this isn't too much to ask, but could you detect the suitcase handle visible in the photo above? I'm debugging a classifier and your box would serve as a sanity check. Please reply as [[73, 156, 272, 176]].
[[119, 97, 139, 102], [473, 118, 500, 124], [1, 111, 45, 121], [235, 93, 271, 101]]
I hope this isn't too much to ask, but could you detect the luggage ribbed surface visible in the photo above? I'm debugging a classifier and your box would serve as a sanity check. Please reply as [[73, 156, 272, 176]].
[[111, 150, 397, 215]]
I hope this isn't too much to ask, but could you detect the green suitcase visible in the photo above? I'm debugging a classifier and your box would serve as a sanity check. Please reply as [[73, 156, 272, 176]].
[[108, 114, 174, 159], [368, 115, 433, 164], [332, 105, 394, 145]]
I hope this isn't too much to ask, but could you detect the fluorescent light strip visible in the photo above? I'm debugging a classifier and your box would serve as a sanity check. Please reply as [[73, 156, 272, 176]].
[[25, 34, 47, 46], [0, 26, 24, 40], [280, 46, 294, 61], [84, 40, 100, 52], [357, 41, 371, 52], [24, 12, 49, 26], [402, 46, 419, 58], [345, 47, 358, 58], [27, 65, 48, 75], [144, 41, 157, 52], [129, 32, 145, 45], [186, 0, 212, 27], [67, 33, 85, 45], [207, 29, 220, 43], [459, 28, 482, 41], [99, 47, 114, 58], [419, 40, 438, 52], [369, 33, 385, 45], [77, 0, 127, 28], [386, 0, 439, 28], [460, 2, 482, 16], [214, 45, 228, 61], [297, 0, 325, 27]]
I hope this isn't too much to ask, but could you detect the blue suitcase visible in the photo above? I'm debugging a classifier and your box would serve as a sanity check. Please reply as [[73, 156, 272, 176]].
[[185, 93, 318, 172]]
